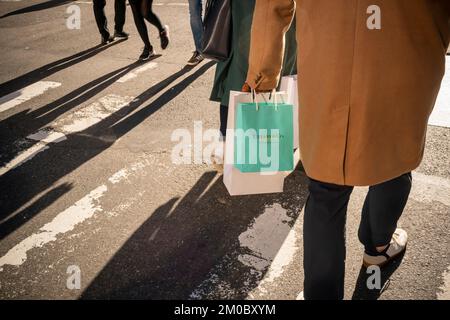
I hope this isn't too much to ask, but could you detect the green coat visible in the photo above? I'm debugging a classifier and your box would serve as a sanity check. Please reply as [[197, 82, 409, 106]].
[[210, 0, 297, 107]]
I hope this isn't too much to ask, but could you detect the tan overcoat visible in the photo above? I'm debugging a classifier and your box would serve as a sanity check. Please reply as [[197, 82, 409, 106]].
[[246, 0, 450, 186]]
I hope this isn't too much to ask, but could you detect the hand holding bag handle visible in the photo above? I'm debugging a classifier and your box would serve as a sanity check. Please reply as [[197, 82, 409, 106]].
[[250, 88, 281, 111]]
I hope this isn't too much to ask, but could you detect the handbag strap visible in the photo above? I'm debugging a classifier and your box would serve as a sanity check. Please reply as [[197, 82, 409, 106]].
[[204, 0, 214, 18]]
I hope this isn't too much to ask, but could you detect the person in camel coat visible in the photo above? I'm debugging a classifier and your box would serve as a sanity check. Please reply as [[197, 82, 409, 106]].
[[244, 0, 450, 299]]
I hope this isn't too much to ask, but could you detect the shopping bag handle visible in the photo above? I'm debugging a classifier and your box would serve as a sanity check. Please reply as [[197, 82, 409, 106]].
[[251, 89, 281, 111], [269, 89, 279, 111], [251, 87, 260, 111]]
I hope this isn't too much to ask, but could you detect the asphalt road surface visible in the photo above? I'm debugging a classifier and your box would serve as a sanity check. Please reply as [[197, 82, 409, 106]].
[[0, 0, 449, 300]]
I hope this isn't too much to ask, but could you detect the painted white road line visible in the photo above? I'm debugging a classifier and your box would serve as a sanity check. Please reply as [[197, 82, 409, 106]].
[[246, 209, 300, 298], [108, 161, 149, 184], [0, 81, 61, 113], [0, 185, 107, 270], [438, 266, 450, 300], [0, 143, 49, 176], [0, 94, 133, 177], [53, 94, 133, 133], [116, 62, 158, 83], [429, 55, 450, 128], [190, 203, 301, 299], [238, 204, 297, 273], [0, 156, 154, 271], [27, 130, 67, 144]]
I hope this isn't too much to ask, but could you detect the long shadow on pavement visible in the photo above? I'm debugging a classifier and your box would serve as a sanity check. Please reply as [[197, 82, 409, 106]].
[[0, 0, 74, 19], [0, 182, 74, 235], [0, 62, 215, 240], [0, 55, 154, 167], [0, 39, 126, 97], [80, 170, 309, 299]]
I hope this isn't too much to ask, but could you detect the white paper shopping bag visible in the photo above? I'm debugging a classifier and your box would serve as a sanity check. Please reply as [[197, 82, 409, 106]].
[[223, 91, 300, 196], [280, 75, 299, 149]]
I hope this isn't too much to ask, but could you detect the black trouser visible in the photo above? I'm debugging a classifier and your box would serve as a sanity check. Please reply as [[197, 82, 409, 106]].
[[303, 172, 412, 300], [219, 104, 228, 139], [129, 0, 164, 49], [93, 0, 126, 38]]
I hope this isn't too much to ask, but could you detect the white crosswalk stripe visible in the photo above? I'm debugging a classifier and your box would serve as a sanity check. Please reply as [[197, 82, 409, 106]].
[[0, 143, 50, 176], [0, 94, 134, 176], [0, 81, 61, 113], [0, 155, 155, 271], [116, 62, 158, 83], [0, 185, 108, 270]]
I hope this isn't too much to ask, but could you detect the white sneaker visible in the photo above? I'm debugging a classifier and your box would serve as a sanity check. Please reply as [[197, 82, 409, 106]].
[[363, 228, 408, 268]]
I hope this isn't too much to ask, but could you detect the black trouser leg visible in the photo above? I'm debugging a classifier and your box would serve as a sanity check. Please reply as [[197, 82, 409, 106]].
[[114, 0, 126, 33], [358, 172, 412, 255], [143, 0, 164, 33], [129, 0, 151, 49], [304, 172, 412, 300], [93, 0, 109, 38], [303, 179, 353, 300], [219, 104, 228, 139]]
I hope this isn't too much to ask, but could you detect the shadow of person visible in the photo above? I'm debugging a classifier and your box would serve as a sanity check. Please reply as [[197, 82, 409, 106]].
[[0, 56, 153, 167], [0, 39, 126, 97], [0, 54, 162, 161], [351, 250, 406, 300], [0, 63, 213, 239], [0, 0, 74, 19], [0, 183, 73, 236], [80, 170, 309, 299]]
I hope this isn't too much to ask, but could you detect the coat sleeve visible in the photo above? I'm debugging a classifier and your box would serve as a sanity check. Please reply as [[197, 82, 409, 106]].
[[246, 0, 296, 91]]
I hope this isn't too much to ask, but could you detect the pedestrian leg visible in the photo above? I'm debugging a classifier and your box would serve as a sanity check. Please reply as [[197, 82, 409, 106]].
[[358, 172, 412, 255], [219, 104, 228, 140], [188, 0, 203, 52], [143, 0, 165, 32], [303, 178, 353, 300], [129, 0, 152, 49], [93, 0, 110, 38], [114, 0, 127, 33]]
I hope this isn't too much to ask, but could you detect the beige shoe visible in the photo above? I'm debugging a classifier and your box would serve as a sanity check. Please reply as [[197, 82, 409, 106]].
[[210, 141, 224, 172], [363, 228, 408, 268]]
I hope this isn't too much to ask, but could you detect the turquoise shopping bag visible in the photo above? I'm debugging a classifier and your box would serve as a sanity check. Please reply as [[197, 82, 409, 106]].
[[234, 102, 294, 173]]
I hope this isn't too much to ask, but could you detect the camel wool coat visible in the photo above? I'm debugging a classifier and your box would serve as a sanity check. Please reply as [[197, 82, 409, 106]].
[[246, 0, 450, 186]]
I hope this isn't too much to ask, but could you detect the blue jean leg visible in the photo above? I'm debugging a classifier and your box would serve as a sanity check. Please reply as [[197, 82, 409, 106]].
[[188, 0, 203, 52]]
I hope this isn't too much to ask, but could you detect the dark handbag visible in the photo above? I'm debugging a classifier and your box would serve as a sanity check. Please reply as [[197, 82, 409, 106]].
[[201, 0, 232, 61]]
